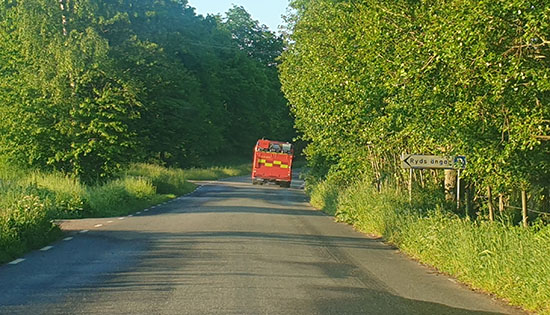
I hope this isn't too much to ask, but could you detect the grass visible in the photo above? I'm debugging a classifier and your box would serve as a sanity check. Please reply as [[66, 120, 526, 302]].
[[22, 172, 87, 218], [308, 175, 550, 314], [0, 162, 251, 265]]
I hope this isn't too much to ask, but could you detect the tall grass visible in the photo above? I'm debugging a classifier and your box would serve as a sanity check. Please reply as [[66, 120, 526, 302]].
[[309, 176, 550, 313], [0, 195, 62, 263], [84, 176, 158, 217], [23, 172, 86, 218], [125, 163, 192, 194]]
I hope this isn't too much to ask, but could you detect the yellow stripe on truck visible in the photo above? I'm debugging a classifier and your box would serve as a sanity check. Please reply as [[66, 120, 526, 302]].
[[259, 159, 289, 168]]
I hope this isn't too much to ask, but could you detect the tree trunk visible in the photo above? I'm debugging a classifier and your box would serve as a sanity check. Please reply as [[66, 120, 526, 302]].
[[465, 184, 471, 218]]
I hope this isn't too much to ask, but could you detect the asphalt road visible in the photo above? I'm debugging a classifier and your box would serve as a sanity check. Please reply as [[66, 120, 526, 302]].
[[0, 174, 522, 314]]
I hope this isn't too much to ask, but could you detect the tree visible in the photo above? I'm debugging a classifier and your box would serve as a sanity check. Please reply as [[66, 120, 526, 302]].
[[280, 0, 550, 211], [223, 5, 284, 67], [0, 0, 142, 180], [0, 0, 295, 177]]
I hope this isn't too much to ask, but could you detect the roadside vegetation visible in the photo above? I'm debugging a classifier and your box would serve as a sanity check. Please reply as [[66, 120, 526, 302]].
[[308, 175, 550, 312], [0, 162, 250, 265], [281, 0, 550, 313]]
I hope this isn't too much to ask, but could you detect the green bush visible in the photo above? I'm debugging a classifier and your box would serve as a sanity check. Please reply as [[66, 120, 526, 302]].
[[310, 177, 550, 313], [25, 172, 86, 218], [85, 176, 156, 217]]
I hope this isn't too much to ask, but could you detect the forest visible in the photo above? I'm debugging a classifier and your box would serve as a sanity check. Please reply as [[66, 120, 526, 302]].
[[0, 0, 294, 181], [279, 0, 550, 312], [280, 0, 550, 220]]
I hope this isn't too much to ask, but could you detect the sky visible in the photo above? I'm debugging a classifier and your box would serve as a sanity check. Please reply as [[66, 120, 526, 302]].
[[187, 0, 290, 33]]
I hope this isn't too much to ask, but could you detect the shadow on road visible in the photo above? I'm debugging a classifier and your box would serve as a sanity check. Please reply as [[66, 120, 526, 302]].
[[0, 228, 511, 314], [0, 173, 520, 314]]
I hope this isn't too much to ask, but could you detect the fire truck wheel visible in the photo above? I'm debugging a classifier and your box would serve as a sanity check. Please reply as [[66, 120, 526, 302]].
[[279, 181, 291, 188]]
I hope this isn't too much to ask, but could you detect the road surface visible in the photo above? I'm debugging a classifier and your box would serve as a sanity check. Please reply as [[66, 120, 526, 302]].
[[0, 174, 522, 314]]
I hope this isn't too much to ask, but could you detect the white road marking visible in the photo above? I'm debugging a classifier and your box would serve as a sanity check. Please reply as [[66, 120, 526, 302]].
[[40, 246, 53, 251], [94, 224, 103, 228], [80, 230, 89, 233], [63, 237, 73, 241], [9, 258, 25, 265]]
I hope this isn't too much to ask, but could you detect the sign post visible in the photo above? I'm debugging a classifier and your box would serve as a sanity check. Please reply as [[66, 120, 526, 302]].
[[409, 168, 413, 203], [453, 156, 466, 210], [457, 169, 461, 209], [401, 154, 466, 209]]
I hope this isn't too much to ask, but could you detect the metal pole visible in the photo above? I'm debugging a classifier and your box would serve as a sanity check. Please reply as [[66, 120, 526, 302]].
[[521, 190, 529, 227], [456, 169, 461, 210], [409, 168, 413, 203]]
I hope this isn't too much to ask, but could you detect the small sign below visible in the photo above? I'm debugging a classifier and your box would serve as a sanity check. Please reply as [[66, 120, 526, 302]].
[[401, 154, 466, 170]]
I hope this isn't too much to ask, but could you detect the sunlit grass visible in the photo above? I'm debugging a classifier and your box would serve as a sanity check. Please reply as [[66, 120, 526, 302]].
[[125, 163, 192, 195], [84, 176, 156, 217]]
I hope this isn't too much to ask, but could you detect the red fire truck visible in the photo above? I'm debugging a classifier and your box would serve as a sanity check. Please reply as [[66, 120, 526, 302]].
[[251, 139, 293, 187]]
